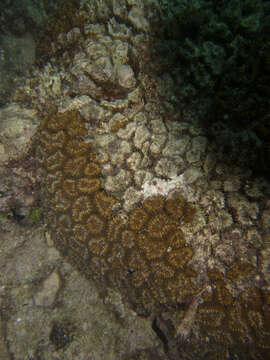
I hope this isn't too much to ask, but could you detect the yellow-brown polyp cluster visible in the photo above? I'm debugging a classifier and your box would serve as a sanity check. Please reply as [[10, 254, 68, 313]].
[[38, 109, 270, 358], [38, 109, 198, 308], [195, 267, 270, 358]]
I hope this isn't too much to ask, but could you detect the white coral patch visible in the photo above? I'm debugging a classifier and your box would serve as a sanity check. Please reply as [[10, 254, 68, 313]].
[[142, 176, 184, 199]]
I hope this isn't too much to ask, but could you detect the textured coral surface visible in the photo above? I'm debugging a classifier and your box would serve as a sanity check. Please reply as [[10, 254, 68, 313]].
[[38, 109, 199, 311], [38, 108, 270, 359], [14, 0, 269, 358]]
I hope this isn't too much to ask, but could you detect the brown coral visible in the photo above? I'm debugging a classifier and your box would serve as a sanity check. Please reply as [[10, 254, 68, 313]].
[[38, 109, 270, 359], [39, 109, 198, 308]]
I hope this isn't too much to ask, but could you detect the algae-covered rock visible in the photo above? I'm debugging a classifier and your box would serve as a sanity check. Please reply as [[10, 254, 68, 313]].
[[0, 104, 38, 164]]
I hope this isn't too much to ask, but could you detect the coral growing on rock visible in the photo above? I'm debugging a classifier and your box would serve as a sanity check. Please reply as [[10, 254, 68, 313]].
[[38, 108, 199, 315], [25, 1, 270, 358], [38, 107, 270, 359]]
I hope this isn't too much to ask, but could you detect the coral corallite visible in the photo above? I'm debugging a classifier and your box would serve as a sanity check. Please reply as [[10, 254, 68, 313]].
[[38, 109, 270, 358]]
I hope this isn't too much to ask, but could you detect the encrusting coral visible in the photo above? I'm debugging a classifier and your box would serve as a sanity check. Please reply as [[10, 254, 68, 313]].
[[38, 108, 270, 359]]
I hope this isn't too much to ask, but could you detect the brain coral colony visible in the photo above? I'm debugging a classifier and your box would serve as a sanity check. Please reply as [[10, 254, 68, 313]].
[[23, 0, 270, 359], [38, 108, 199, 313], [38, 108, 270, 358]]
